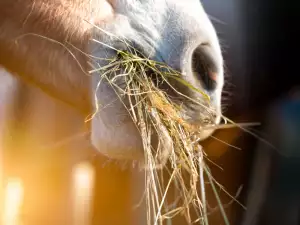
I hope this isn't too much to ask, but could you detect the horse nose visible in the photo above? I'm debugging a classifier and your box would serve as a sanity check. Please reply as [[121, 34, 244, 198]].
[[191, 43, 221, 92]]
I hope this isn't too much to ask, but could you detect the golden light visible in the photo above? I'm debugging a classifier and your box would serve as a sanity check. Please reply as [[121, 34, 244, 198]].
[[72, 162, 95, 225], [2, 177, 24, 225]]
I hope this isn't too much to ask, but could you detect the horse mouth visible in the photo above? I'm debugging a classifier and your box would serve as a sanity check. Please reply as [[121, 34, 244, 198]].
[[108, 48, 221, 137], [91, 50, 222, 161]]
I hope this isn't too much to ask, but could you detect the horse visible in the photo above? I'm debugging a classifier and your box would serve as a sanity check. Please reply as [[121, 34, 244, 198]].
[[0, 0, 224, 160], [0, 0, 224, 224]]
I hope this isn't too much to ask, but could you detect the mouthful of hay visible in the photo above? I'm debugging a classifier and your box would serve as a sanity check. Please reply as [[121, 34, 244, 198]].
[[91, 45, 233, 225]]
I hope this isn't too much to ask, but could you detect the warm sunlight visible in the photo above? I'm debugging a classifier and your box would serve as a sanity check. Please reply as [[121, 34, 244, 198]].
[[72, 162, 95, 225], [2, 177, 24, 225]]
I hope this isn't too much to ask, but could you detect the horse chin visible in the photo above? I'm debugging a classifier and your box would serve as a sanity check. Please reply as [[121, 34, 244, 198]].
[[91, 113, 145, 161], [90, 94, 222, 161]]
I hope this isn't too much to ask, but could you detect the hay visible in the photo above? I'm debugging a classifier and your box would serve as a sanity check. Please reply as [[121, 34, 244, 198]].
[[90, 44, 258, 225]]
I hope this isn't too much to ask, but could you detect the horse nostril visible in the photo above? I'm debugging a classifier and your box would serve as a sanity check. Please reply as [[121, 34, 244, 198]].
[[191, 44, 219, 91]]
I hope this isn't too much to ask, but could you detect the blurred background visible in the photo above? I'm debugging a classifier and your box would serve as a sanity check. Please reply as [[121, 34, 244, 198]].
[[0, 0, 300, 224], [202, 0, 300, 224]]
